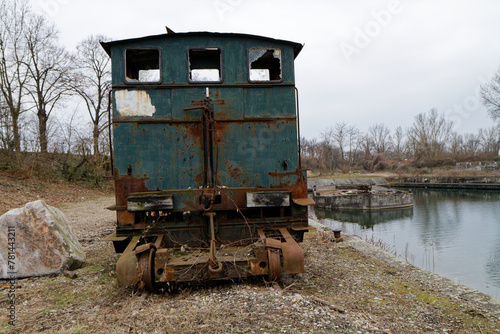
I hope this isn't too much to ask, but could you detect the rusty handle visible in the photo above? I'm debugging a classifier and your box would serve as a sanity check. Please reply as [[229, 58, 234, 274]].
[[206, 212, 223, 273]]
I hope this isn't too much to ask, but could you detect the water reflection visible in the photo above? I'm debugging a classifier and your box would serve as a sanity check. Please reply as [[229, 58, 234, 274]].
[[313, 206, 413, 228], [486, 238, 500, 294], [311, 189, 500, 299]]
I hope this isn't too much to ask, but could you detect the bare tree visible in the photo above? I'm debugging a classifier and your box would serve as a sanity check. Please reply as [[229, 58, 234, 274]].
[[407, 108, 453, 161], [72, 34, 111, 156], [320, 127, 336, 172], [478, 126, 499, 154], [368, 123, 391, 154], [0, 97, 12, 149], [463, 133, 480, 154], [301, 137, 322, 171], [331, 122, 349, 172], [392, 126, 405, 160], [358, 134, 372, 163], [23, 13, 73, 153], [449, 132, 463, 155], [0, 0, 31, 152], [322, 122, 359, 173], [55, 107, 84, 154], [346, 124, 359, 172], [481, 68, 500, 122]]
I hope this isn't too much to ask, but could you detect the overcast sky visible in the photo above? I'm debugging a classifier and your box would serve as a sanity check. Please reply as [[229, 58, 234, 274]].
[[30, 0, 500, 139]]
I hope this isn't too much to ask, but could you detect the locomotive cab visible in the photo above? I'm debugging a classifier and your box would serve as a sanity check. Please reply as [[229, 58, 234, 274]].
[[101, 31, 314, 290]]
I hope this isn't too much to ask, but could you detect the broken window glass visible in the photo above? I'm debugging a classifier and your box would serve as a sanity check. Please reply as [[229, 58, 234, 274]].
[[188, 48, 222, 82], [125, 49, 161, 83], [248, 48, 282, 82]]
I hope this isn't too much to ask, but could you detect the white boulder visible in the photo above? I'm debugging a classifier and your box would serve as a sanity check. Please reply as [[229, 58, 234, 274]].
[[0, 200, 85, 278]]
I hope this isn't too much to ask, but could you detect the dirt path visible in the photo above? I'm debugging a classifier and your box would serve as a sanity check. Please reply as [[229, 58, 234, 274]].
[[1, 196, 500, 333], [58, 196, 116, 254], [0, 173, 111, 215]]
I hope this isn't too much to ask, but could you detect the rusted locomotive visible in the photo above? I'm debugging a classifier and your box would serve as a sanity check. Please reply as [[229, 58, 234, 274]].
[[101, 30, 314, 291]]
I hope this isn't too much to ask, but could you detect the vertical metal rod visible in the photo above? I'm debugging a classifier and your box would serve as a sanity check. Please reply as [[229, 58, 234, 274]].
[[107, 89, 114, 176], [209, 212, 216, 240], [206, 212, 222, 273], [295, 87, 302, 170], [202, 107, 211, 188]]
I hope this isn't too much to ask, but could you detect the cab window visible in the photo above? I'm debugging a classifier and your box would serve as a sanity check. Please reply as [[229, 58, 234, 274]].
[[248, 48, 282, 82], [188, 48, 222, 83], [125, 48, 161, 83]]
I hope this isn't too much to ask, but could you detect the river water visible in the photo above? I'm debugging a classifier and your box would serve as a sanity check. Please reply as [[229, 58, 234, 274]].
[[310, 189, 500, 299]]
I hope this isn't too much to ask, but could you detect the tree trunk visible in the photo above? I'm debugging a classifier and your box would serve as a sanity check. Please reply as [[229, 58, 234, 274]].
[[339, 149, 345, 173], [11, 113, 21, 152], [93, 121, 99, 156], [38, 110, 48, 153]]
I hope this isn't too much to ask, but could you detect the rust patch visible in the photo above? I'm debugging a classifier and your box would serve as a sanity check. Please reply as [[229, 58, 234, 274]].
[[116, 210, 135, 225], [185, 123, 202, 140], [278, 227, 305, 274], [116, 252, 139, 286], [114, 175, 150, 225], [225, 162, 242, 179], [195, 173, 203, 185], [268, 169, 308, 199], [215, 123, 224, 144], [190, 100, 204, 107], [191, 99, 225, 106]]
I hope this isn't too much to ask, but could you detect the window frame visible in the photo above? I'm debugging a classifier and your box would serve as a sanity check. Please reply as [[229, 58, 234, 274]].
[[123, 47, 162, 85], [247, 47, 284, 83], [187, 47, 224, 84]]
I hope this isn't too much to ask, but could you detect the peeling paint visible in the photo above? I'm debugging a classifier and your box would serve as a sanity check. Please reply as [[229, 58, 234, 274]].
[[115, 90, 156, 117]]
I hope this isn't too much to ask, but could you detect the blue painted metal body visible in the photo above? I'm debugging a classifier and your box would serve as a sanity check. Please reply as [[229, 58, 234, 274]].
[[101, 32, 311, 285]]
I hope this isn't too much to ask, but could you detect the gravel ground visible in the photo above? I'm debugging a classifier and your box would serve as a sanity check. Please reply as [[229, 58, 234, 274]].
[[1, 196, 500, 333]]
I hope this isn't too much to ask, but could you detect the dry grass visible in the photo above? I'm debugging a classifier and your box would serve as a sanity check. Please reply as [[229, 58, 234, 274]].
[[0, 165, 499, 333], [1, 227, 500, 333]]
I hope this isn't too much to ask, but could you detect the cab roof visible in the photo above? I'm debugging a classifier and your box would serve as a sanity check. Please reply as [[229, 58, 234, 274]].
[[100, 31, 304, 58]]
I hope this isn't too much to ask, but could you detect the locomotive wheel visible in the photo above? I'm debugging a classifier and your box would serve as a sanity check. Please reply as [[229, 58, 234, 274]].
[[267, 248, 281, 281], [138, 247, 156, 292]]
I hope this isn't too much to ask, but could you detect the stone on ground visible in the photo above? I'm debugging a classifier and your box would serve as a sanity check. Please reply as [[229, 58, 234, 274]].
[[0, 200, 85, 278]]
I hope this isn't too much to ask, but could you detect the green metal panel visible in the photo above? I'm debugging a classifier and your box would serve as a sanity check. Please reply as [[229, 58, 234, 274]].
[[113, 122, 203, 190], [171, 88, 204, 121], [243, 86, 296, 117], [216, 120, 298, 188], [105, 32, 305, 217]]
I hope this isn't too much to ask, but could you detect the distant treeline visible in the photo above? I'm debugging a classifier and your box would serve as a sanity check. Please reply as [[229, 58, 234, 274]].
[[301, 108, 500, 174]]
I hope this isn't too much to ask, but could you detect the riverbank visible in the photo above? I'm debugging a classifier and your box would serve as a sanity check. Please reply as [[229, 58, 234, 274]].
[[389, 176, 500, 190], [1, 196, 499, 333], [307, 175, 500, 191], [310, 219, 500, 332], [308, 177, 390, 190]]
